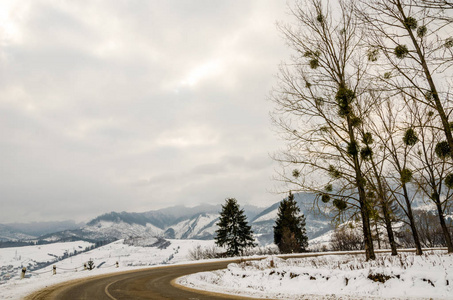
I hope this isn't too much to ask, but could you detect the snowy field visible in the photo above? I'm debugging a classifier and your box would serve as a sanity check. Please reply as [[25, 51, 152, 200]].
[[1, 239, 451, 300], [0, 241, 95, 283], [0, 238, 215, 299], [178, 250, 453, 299]]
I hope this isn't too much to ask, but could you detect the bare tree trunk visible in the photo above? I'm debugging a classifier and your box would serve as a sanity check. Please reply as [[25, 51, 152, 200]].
[[347, 114, 375, 260], [380, 116, 422, 254], [384, 118, 423, 255], [401, 183, 423, 255], [433, 193, 453, 252], [358, 197, 375, 260], [380, 199, 397, 254], [409, 99, 453, 253], [369, 158, 398, 255], [374, 219, 381, 249]]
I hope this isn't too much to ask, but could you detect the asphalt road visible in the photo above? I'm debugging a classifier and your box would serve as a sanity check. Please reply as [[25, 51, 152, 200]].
[[24, 259, 260, 300], [25, 248, 435, 300]]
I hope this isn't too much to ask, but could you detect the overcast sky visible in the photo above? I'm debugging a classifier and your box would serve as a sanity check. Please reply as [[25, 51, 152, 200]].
[[0, 0, 291, 223]]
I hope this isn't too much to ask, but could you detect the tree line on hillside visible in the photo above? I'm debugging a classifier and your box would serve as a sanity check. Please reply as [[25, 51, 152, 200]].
[[270, 0, 453, 260]]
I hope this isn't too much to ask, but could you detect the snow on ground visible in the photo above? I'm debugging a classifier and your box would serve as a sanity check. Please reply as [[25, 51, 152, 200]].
[[0, 241, 94, 268], [178, 250, 453, 300], [307, 230, 334, 251], [2, 239, 452, 300], [0, 238, 215, 299], [0, 241, 94, 281]]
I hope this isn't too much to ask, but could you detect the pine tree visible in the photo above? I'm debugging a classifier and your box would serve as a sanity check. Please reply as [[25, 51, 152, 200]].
[[274, 192, 308, 253], [215, 198, 256, 256]]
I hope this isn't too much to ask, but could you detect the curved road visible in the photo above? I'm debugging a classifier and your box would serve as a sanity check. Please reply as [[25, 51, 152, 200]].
[[25, 259, 258, 300], [25, 249, 429, 300]]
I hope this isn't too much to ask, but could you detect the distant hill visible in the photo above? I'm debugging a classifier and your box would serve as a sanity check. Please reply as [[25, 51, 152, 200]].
[[5, 220, 84, 237], [33, 203, 262, 244], [1, 195, 336, 247], [0, 224, 35, 242]]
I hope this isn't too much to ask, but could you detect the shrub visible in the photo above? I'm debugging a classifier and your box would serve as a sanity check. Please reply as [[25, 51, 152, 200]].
[[330, 226, 363, 251], [188, 245, 221, 260]]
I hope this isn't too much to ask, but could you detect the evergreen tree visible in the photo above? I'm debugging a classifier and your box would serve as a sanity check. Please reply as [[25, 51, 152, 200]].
[[215, 198, 256, 256], [274, 192, 308, 253]]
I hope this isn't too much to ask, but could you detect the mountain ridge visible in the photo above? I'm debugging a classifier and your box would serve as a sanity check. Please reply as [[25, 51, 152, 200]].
[[1, 195, 332, 246]]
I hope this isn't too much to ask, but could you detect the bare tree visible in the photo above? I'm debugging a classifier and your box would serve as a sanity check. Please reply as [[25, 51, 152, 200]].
[[271, 0, 376, 260], [357, 108, 399, 255], [330, 224, 364, 251], [415, 0, 453, 11], [365, 95, 424, 254], [408, 98, 453, 252], [416, 210, 451, 247], [397, 209, 453, 247], [355, 0, 453, 253], [358, 0, 453, 166]]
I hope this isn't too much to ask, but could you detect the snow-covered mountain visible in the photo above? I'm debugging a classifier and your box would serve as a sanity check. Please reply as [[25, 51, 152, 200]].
[[40, 220, 164, 243], [2, 194, 336, 246], [164, 213, 219, 240], [33, 205, 224, 243], [33, 203, 269, 244]]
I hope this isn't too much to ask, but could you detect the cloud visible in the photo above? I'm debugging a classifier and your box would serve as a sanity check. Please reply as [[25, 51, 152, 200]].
[[0, 0, 289, 223]]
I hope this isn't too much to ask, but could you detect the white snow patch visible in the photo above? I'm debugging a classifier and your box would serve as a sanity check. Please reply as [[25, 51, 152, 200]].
[[170, 214, 218, 239], [253, 210, 278, 223], [178, 250, 453, 299], [0, 238, 215, 299]]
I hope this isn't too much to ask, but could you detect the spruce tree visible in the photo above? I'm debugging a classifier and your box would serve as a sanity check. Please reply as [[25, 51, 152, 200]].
[[274, 192, 308, 253], [215, 198, 256, 256]]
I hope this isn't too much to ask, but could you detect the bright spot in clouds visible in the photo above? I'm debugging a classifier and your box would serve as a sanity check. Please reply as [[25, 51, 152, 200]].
[[156, 126, 219, 148], [180, 59, 224, 87], [0, 0, 24, 43]]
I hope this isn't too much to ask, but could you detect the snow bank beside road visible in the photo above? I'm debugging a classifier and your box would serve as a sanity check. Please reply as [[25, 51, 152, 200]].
[[0, 238, 215, 299], [178, 251, 453, 299]]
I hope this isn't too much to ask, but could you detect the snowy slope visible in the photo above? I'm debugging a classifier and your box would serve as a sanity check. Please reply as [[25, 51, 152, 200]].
[[253, 209, 278, 223], [165, 213, 219, 239], [179, 250, 453, 299], [0, 238, 215, 299], [0, 240, 94, 284], [83, 221, 163, 239]]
